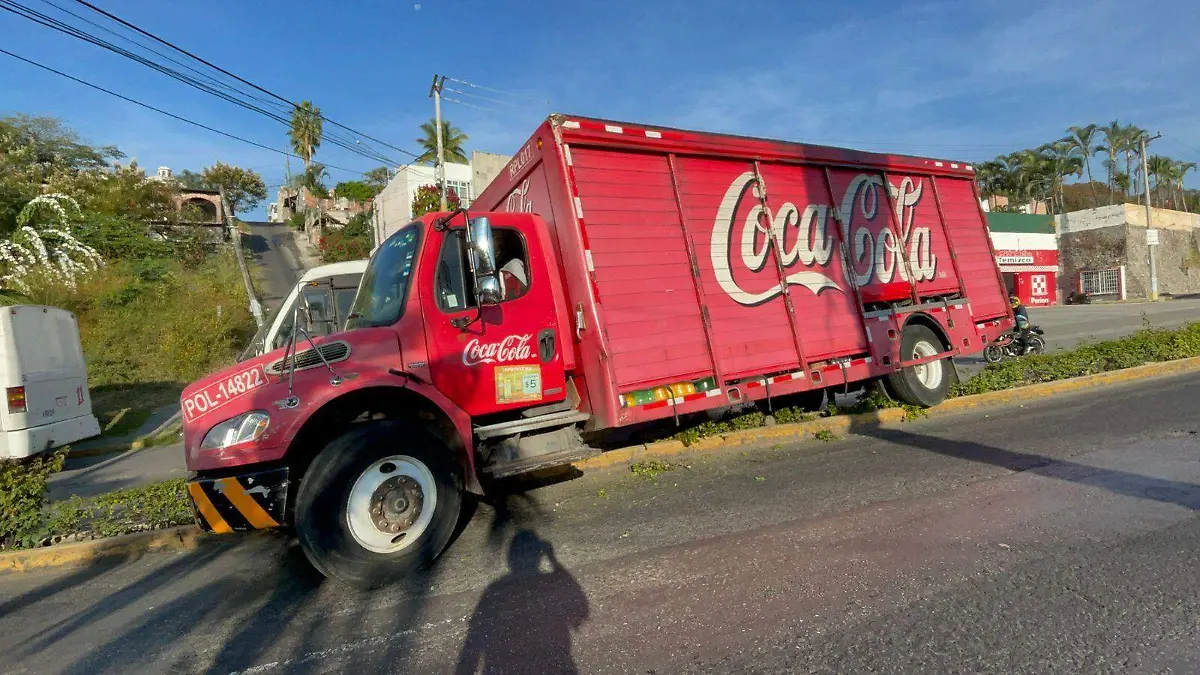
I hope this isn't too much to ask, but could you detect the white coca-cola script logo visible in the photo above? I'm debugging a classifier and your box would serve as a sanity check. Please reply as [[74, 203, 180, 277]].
[[463, 334, 533, 366], [504, 178, 534, 213], [839, 175, 937, 287], [712, 172, 938, 306]]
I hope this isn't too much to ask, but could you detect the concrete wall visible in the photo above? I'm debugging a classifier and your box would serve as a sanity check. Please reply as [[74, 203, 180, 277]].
[[1056, 204, 1200, 298], [1059, 226, 1129, 297], [472, 151, 511, 196], [1122, 226, 1200, 298]]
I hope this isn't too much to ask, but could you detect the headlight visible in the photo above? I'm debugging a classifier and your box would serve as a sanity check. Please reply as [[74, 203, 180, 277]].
[[200, 411, 270, 451]]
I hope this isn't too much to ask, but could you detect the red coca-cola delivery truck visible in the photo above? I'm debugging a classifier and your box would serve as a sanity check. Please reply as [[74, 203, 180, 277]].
[[181, 115, 1013, 586]]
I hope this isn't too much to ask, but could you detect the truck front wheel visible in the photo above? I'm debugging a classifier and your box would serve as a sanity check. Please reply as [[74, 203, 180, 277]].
[[885, 324, 951, 408], [295, 420, 462, 588]]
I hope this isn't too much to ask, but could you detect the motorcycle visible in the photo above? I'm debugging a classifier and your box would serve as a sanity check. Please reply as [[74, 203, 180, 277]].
[[983, 326, 1046, 363]]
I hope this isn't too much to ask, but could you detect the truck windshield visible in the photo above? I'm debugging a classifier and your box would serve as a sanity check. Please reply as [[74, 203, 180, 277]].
[[346, 224, 422, 329]]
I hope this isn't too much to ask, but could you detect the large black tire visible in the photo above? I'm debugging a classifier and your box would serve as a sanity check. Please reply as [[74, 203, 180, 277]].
[[294, 420, 462, 588], [885, 324, 951, 407]]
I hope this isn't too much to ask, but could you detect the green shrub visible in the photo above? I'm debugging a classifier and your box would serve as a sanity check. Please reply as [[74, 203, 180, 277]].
[[319, 227, 371, 263], [0, 449, 67, 549], [950, 323, 1200, 397], [43, 479, 192, 541]]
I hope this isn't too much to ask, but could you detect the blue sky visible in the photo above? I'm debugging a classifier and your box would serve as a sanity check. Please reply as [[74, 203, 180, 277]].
[[4, 0, 1200, 219]]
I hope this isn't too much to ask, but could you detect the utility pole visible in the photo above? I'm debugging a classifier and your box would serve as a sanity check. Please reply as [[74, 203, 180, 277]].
[[429, 74, 448, 211], [1141, 131, 1162, 300]]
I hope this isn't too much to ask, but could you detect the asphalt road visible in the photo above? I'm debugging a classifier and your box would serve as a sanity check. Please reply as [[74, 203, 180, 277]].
[[1, 371, 1197, 674], [243, 220, 307, 315]]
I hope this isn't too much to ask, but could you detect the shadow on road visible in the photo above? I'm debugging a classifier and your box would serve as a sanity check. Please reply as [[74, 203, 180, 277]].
[[455, 529, 589, 675], [849, 420, 1200, 511]]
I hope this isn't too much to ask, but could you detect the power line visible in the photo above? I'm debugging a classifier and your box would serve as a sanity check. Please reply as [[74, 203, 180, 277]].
[[68, 0, 421, 160], [443, 87, 521, 108], [0, 47, 372, 177], [37, 0, 289, 115], [2, 0, 403, 166], [443, 96, 503, 113], [445, 76, 535, 102]]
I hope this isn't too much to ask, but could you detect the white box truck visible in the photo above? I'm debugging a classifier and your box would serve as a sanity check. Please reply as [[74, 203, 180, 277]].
[[0, 305, 101, 459]]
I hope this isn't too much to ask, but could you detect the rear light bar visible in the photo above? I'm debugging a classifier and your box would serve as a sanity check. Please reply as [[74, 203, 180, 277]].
[[7, 386, 26, 414]]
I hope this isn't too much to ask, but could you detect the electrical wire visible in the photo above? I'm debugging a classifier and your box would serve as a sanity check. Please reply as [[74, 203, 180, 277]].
[[1, 0, 410, 166], [443, 87, 521, 108], [0, 47, 373, 177], [68, 0, 422, 160]]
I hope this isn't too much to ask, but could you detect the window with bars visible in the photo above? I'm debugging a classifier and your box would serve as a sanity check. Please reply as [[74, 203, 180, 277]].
[[446, 180, 473, 206], [1080, 268, 1120, 295]]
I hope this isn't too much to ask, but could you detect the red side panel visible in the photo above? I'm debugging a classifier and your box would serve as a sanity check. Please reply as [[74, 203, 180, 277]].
[[934, 177, 1009, 319], [754, 162, 868, 358], [825, 168, 914, 304], [672, 157, 803, 379], [568, 148, 713, 388], [883, 172, 961, 298]]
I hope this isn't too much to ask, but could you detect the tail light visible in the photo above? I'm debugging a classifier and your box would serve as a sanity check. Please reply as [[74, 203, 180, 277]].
[[7, 386, 26, 414]]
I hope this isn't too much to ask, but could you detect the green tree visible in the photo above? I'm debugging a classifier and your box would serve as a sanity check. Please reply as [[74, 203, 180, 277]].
[[415, 119, 468, 165], [1175, 161, 1196, 213], [175, 169, 206, 189], [364, 166, 391, 189], [1125, 124, 1149, 199], [333, 180, 379, 202], [1063, 124, 1100, 207], [296, 163, 329, 197], [289, 101, 323, 170], [411, 183, 461, 217], [1098, 119, 1124, 203], [199, 162, 267, 215]]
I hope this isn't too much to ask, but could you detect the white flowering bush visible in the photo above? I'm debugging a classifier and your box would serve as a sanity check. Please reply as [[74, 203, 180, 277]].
[[0, 194, 103, 292]]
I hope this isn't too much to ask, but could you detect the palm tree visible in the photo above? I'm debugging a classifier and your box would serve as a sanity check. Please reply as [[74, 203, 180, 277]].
[[1064, 124, 1100, 206], [1039, 141, 1083, 214], [415, 119, 468, 165], [1099, 119, 1123, 203], [1146, 155, 1173, 207], [289, 101, 323, 170], [1125, 125, 1149, 200], [1176, 161, 1196, 213]]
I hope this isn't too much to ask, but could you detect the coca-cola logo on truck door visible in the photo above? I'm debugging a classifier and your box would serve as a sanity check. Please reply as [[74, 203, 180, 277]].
[[463, 334, 533, 366], [712, 171, 938, 306]]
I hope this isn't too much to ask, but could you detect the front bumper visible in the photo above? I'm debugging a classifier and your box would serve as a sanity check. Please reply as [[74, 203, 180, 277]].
[[187, 467, 288, 533]]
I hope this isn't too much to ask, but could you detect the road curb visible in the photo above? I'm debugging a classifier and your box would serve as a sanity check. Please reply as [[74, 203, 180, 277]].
[[1, 526, 207, 573], [572, 355, 1200, 471], [6, 355, 1199, 574]]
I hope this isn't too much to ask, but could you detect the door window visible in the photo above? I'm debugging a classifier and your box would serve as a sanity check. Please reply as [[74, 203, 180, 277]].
[[435, 228, 530, 312]]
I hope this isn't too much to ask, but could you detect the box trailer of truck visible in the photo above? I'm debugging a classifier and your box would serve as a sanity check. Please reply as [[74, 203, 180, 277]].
[[179, 115, 1013, 586]]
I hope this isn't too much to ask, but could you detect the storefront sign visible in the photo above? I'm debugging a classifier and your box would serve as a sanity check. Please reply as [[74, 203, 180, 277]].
[[997, 254, 1035, 265]]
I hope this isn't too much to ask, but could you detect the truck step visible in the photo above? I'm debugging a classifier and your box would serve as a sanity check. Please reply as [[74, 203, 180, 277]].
[[474, 410, 591, 440], [482, 445, 600, 479]]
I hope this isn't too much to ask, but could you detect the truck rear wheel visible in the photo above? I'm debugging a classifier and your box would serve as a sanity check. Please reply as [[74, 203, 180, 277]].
[[885, 324, 950, 408], [294, 420, 462, 588]]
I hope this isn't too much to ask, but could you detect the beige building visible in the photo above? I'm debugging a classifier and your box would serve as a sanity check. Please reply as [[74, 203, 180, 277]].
[[372, 150, 511, 244]]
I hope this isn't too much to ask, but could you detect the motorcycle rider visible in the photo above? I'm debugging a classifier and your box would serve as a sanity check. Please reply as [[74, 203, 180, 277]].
[[1011, 295, 1033, 354]]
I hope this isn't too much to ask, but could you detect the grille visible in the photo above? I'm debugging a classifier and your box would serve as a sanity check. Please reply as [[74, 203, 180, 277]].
[[266, 341, 351, 375]]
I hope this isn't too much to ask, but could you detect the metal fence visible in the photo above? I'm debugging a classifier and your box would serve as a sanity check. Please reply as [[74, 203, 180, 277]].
[[1080, 268, 1121, 296]]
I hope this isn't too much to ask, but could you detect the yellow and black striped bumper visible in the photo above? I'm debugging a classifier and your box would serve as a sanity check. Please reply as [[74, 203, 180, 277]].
[[187, 467, 288, 533]]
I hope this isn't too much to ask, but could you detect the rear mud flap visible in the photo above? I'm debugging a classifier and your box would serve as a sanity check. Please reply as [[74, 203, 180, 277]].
[[188, 467, 288, 533]]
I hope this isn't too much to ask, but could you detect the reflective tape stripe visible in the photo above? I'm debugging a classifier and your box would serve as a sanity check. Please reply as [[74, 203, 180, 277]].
[[188, 482, 232, 534], [217, 477, 280, 529]]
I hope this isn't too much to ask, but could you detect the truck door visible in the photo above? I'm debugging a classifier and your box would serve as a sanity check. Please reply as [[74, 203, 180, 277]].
[[423, 221, 568, 417]]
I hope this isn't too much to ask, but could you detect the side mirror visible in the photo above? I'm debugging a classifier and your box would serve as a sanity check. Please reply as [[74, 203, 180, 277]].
[[476, 275, 502, 306], [466, 217, 497, 276]]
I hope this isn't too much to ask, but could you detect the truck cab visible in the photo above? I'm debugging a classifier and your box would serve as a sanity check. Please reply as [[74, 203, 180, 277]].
[[182, 211, 582, 587]]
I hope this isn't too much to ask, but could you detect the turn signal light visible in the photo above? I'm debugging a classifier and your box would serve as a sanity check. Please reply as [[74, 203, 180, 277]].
[[7, 386, 26, 414]]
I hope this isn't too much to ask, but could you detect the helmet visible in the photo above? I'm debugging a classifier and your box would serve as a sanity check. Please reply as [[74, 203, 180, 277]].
[[1010, 295, 1021, 308]]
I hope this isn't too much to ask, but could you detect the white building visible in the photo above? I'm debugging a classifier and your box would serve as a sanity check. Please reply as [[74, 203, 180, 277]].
[[373, 150, 511, 244]]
